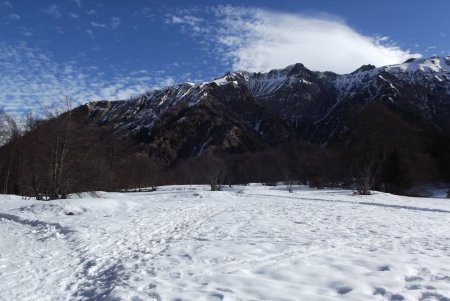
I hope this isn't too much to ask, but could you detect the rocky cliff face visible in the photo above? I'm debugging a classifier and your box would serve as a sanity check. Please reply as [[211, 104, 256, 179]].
[[85, 56, 450, 162]]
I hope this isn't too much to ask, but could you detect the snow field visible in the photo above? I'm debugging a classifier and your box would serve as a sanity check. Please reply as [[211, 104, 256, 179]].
[[1, 186, 450, 300]]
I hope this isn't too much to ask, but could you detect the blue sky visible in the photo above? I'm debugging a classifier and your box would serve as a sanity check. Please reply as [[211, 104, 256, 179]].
[[1, 0, 449, 115]]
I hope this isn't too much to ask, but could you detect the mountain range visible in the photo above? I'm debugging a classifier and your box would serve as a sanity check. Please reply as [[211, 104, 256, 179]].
[[81, 56, 450, 164]]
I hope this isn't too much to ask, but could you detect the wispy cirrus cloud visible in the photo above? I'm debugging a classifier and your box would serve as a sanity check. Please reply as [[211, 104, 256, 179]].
[[43, 5, 62, 18], [0, 42, 177, 115], [167, 6, 421, 74], [22, 31, 33, 37], [111, 17, 121, 29], [8, 13, 20, 20], [70, 0, 82, 8], [91, 21, 107, 28], [69, 12, 79, 20], [1, 1, 12, 8], [165, 14, 203, 32], [90, 17, 121, 30], [86, 28, 94, 38]]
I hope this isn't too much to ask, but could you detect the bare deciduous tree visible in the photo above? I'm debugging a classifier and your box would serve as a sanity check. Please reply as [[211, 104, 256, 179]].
[[352, 156, 379, 195], [285, 178, 293, 193], [202, 154, 227, 191], [0, 111, 8, 146], [0, 112, 21, 194]]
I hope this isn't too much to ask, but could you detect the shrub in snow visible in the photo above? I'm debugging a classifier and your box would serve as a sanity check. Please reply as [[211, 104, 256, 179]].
[[286, 180, 293, 193]]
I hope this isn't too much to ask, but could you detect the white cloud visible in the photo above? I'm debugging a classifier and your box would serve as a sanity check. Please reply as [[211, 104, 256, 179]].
[[91, 21, 107, 28], [376, 36, 389, 42], [166, 14, 202, 27], [170, 6, 420, 74], [111, 17, 121, 29], [165, 14, 204, 33], [90, 18, 121, 30], [70, 0, 82, 7], [86, 28, 94, 38], [69, 12, 79, 20], [8, 13, 20, 20], [1, 1, 12, 8], [55, 26, 64, 34], [43, 5, 61, 18], [0, 43, 178, 116], [159, 76, 175, 87]]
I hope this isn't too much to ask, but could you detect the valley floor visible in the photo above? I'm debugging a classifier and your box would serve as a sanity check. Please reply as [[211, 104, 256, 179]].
[[1, 186, 450, 301]]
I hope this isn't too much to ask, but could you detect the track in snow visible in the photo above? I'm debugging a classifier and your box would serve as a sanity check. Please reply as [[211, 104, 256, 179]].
[[1, 186, 450, 301]]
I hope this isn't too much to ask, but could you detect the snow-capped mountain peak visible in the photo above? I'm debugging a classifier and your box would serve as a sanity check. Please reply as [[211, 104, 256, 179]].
[[86, 56, 450, 155], [385, 56, 450, 74]]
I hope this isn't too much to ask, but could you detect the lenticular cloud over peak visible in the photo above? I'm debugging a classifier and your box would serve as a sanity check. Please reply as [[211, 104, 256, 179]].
[[202, 7, 421, 74]]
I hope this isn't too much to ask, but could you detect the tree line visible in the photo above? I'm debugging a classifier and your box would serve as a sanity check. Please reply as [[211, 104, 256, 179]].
[[1, 102, 449, 199]]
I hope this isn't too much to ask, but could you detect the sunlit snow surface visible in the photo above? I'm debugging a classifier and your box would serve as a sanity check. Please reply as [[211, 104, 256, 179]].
[[1, 186, 450, 301]]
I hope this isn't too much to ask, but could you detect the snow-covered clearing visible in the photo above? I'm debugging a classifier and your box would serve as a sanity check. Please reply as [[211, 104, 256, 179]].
[[1, 185, 450, 301]]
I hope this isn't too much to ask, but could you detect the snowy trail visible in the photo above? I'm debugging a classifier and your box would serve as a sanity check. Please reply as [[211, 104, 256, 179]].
[[1, 186, 450, 300], [69, 192, 236, 300]]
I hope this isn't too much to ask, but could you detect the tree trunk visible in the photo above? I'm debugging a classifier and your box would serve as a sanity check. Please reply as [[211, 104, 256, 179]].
[[3, 149, 12, 194]]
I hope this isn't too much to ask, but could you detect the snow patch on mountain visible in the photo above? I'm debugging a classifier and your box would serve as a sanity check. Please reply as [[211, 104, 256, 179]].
[[86, 56, 450, 140]]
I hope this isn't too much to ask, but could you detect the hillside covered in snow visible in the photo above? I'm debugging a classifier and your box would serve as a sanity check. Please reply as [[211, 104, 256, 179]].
[[1, 186, 450, 300]]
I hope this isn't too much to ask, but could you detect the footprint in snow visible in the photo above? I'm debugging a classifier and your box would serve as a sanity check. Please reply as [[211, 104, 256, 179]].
[[378, 265, 390, 271], [373, 287, 387, 296], [216, 287, 234, 293], [419, 292, 450, 301], [147, 292, 161, 301], [210, 292, 224, 300], [405, 275, 424, 282], [390, 294, 405, 301], [373, 288, 405, 301], [336, 286, 353, 295]]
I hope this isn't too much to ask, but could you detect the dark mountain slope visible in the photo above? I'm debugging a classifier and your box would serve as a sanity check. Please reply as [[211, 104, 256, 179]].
[[83, 56, 449, 162]]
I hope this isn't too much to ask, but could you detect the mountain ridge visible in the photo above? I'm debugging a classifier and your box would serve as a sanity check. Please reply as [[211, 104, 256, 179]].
[[83, 56, 450, 162]]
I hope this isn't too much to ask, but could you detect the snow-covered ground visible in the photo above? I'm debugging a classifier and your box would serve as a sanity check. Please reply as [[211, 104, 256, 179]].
[[1, 185, 450, 301]]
